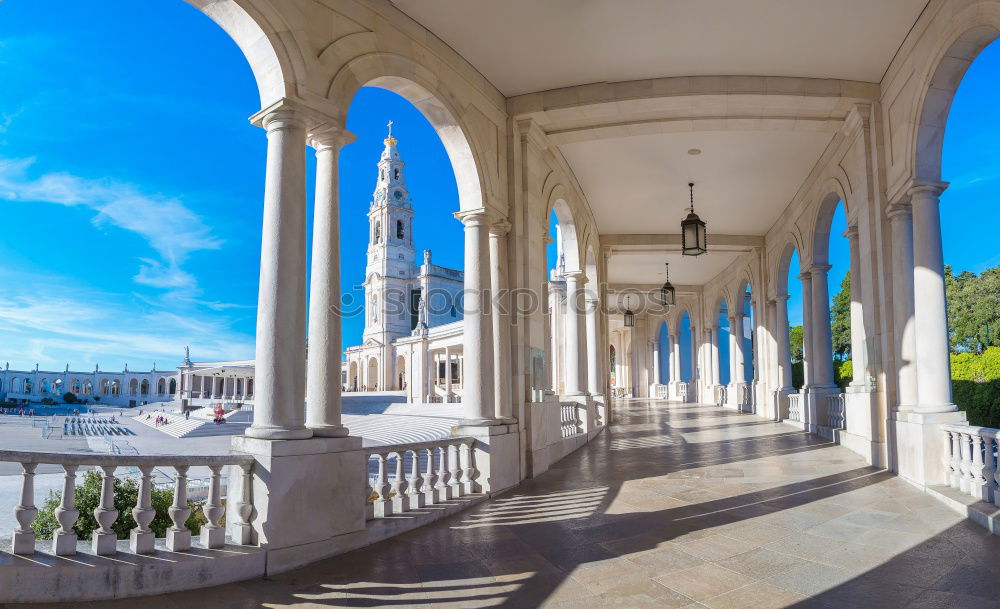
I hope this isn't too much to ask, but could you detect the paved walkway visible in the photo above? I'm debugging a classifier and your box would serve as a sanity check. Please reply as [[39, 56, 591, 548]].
[[15, 400, 1000, 608]]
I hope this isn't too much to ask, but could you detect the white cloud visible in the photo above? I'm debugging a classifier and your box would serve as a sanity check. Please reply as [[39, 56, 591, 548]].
[[0, 157, 222, 295]]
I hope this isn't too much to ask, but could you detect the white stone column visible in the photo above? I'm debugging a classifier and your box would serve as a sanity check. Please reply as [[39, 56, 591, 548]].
[[247, 105, 311, 440], [670, 333, 680, 383], [455, 210, 496, 423], [586, 296, 602, 395], [799, 271, 813, 389], [775, 294, 794, 390], [563, 272, 586, 396], [444, 347, 453, 398], [809, 264, 836, 387], [910, 183, 956, 412], [888, 202, 918, 410], [651, 339, 660, 385], [710, 327, 720, 388], [844, 225, 868, 391], [305, 125, 354, 437], [730, 315, 743, 385], [489, 219, 513, 420]]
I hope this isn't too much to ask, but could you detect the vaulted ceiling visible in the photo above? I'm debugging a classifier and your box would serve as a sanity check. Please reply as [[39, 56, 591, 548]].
[[391, 0, 930, 285]]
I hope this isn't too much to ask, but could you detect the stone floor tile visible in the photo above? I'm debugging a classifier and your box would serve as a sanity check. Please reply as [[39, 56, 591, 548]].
[[654, 564, 757, 602], [716, 547, 802, 579], [765, 561, 855, 597], [907, 588, 1000, 609], [703, 581, 806, 609], [672, 533, 759, 562]]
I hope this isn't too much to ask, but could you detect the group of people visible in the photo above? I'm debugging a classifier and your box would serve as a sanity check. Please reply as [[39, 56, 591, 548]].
[[146, 414, 171, 427], [0, 407, 36, 416]]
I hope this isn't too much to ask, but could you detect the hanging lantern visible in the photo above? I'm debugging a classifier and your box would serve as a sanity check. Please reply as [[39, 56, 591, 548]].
[[681, 182, 707, 256], [623, 295, 635, 327], [660, 263, 676, 307]]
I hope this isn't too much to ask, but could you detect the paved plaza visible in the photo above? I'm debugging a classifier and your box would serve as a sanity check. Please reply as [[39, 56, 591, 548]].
[[14, 399, 1000, 609]]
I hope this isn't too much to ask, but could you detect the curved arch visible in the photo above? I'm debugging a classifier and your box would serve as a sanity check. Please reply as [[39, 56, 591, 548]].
[[773, 236, 802, 298], [546, 185, 583, 273], [185, 0, 305, 107], [329, 54, 490, 214], [911, 11, 1000, 182], [809, 192, 847, 267]]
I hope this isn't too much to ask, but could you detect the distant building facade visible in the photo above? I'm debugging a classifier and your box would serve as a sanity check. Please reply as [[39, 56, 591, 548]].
[[0, 362, 177, 408]]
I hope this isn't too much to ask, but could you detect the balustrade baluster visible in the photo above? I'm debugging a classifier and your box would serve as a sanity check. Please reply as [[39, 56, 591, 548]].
[[232, 463, 254, 544], [959, 431, 974, 493], [201, 465, 225, 548], [448, 444, 462, 498], [374, 453, 392, 517], [422, 447, 436, 504], [406, 449, 424, 509], [12, 462, 37, 554], [130, 465, 156, 553], [166, 465, 191, 551], [53, 464, 79, 556], [390, 452, 408, 512], [92, 465, 118, 555], [460, 441, 476, 494], [951, 429, 964, 489], [435, 446, 449, 501]]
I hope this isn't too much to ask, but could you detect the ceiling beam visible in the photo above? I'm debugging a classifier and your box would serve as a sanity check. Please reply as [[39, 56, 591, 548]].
[[603, 233, 763, 252], [509, 76, 879, 142]]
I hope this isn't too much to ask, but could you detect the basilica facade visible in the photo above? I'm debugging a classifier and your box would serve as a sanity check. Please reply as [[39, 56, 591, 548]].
[[342, 126, 466, 402]]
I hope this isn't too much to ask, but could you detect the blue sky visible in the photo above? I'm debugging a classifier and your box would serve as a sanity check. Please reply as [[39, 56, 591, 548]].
[[0, 2, 996, 371]]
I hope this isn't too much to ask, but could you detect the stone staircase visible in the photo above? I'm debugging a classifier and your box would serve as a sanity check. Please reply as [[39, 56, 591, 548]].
[[131, 412, 205, 438]]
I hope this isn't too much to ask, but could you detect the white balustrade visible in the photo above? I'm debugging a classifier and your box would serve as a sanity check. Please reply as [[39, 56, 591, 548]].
[[941, 424, 996, 503], [716, 385, 728, 407], [0, 450, 255, 556], [365, 438, 477, 521], [787, 393, 802, 422], [678, 382, 688, 402], [654, 384, 669, 399], [826, 393, 846, 429], [560, 403, 582, 438]]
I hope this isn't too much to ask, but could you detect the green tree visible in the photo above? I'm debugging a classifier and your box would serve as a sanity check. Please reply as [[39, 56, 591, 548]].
[[830, 272, 851, 362], [32, 470, 206, 540], [789, 325, 804, 362], [946, 265, 1000, 354], [62, 392, 78, 404]]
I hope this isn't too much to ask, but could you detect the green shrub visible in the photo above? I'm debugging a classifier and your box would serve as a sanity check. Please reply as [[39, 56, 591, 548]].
[[791, 361, 804, 390], [31, 470, 206, 540], [835, 360, 853, 391], [951, 347, 1000, 428], [62, 392, 78, 404]]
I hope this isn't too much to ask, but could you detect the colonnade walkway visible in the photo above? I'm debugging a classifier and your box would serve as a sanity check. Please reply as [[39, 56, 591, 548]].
[[26, 400, 1000, 609]]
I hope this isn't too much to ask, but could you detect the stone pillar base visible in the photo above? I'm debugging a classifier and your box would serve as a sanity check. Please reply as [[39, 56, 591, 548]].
[[92, 531, 117, 555], [201, 525, 225, 549], [228, 435, 366, 566], [893, 409, 967, 487], [456, 423, 521, 494], [166, 528, 191, 552], [52, 531, 76, 556], [129, 530, 154, 554], [12, 531, 35, 555]]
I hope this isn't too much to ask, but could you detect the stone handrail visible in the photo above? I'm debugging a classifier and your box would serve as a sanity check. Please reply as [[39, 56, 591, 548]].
[[787, 393, 803, 422], [364, 437, 476, 520], [2, 449, 255, 556], [560, 403, 582, 438], [941, 423, 997, 504], [826, 393, 846, 429]]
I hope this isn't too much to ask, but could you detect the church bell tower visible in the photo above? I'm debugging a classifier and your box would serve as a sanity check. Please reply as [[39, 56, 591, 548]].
[[363, 121, 417, 345]]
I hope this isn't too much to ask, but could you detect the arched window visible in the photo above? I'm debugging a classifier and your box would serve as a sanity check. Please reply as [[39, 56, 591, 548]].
[[397, 220, 404, 240], [128, 378, 138, 396], [393, 168, 399, 180], [375, 222, 381, 244], [83, 380, 92, 395], [168, 378, 177, 395], [140, 379, 149, 396], [52, 379, 63, 394], [157, 378, 166, 395], [100, 379, 109, 395], [111, 380, 121, 396], [23, 379, 32, 393]]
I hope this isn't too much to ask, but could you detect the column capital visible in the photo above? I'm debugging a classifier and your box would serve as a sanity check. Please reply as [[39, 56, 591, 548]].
[[886, 201, 912, 222], [563, 270, 587, 282], [489, 218, 512, 236], [842, 224, 859, 240], [907, 179, 948, 199], [806, 263, 832, 275], [453, 208, 492, 227], [797, 270, 811, 281], [307, 124, 356, 151]]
